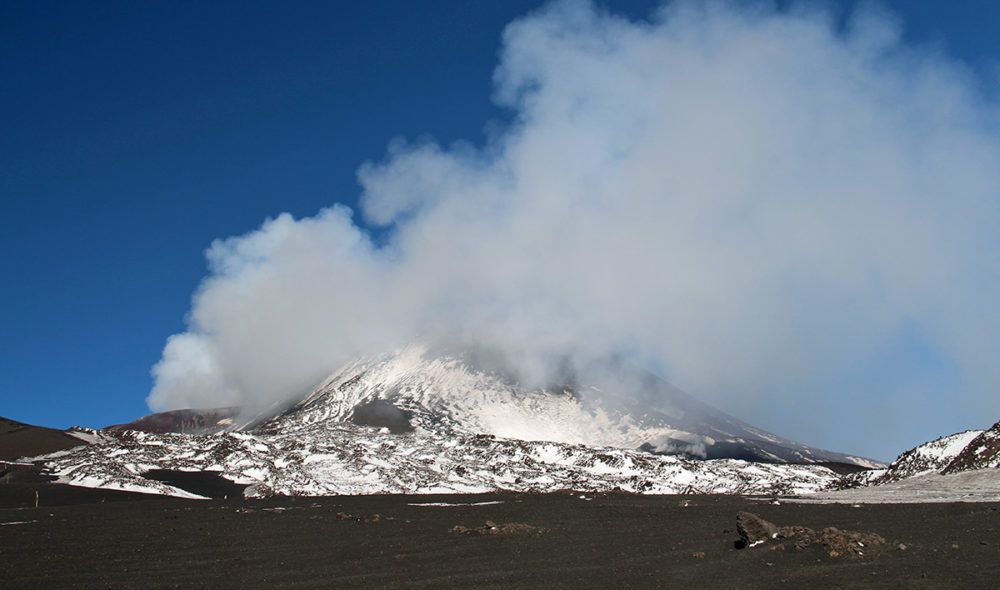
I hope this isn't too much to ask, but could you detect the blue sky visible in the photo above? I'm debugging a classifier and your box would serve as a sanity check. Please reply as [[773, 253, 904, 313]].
[[2, 1, 998, 459]]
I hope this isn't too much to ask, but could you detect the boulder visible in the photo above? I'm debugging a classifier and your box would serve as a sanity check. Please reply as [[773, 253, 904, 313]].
[[736, 511, 778, 546]]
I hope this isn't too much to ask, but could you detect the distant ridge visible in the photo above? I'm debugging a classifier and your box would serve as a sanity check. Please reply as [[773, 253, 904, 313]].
[[107, 408, 238, 435], [0, 416, 85, 461]]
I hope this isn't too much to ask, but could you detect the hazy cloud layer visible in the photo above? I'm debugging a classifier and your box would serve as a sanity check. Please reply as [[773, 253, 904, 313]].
[[148, 1, 1000, 458]]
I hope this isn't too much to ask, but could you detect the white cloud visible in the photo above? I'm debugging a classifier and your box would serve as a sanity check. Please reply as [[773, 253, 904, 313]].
[[148, 1, 1000, 457]]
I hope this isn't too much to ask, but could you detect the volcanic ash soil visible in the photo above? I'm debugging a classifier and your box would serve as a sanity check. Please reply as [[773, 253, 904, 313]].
[[1, 486, 999, 589]]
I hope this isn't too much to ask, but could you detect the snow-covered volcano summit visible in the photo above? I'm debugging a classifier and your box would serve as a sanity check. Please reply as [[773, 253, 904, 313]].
[[246, 344, 876, 468]]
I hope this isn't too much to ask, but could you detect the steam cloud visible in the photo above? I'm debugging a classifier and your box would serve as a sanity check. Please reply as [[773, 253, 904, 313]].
[[148, 1, 1000, 456]]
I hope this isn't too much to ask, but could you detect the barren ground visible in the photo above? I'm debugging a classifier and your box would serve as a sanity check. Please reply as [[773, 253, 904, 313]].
[[1, 481, 998, 589]]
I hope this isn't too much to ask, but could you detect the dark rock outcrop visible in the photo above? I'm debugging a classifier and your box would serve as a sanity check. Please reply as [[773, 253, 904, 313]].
[[350, 399, 414, 433]]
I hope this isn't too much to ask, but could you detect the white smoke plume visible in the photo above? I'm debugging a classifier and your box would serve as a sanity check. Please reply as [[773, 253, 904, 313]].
[[148, 1, 1000, 457]]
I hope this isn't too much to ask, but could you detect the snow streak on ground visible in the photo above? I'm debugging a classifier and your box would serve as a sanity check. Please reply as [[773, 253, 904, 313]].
[[407, 501, 505, 507]]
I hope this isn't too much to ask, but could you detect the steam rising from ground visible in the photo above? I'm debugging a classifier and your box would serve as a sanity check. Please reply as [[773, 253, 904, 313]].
[[148, 1, 1000, 456]]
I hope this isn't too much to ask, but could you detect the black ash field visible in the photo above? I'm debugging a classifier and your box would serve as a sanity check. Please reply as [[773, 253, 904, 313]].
[[1, 483, 998, 589]]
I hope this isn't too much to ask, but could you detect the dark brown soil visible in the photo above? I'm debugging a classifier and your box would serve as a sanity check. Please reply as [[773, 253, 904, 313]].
[[1, 484, 998, 589]]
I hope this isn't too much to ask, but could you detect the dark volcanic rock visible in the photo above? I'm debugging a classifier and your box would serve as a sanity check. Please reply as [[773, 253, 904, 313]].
[[350, 399, 414, 434]]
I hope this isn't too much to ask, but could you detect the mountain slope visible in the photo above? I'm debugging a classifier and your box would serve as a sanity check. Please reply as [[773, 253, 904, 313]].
[[107, 408, 238, 435], [0, 416, 87, 461], [942, 420, 1000, 474], [247, 345, 879, 467], [805, 422, 1000, 503], [840, 426, 995, 489]]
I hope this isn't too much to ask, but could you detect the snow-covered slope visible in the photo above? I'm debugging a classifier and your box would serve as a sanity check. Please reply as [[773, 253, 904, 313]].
[[40, 423, 839, 498], [246, 344, 878, 467], [798, 422, 1000, 503], [803, 424, 1000, 503], [842, 429, 986, 488], [942, 420, 1000, 474]]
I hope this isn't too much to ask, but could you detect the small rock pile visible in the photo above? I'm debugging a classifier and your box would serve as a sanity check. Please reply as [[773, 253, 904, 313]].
[[736, 511, 886, 558], [450, 520, 543, 536], [335, 511, 384, 523]]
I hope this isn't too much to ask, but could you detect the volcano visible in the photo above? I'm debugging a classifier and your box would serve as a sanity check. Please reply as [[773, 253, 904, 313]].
[[242, 344, 877, 467], [27, 345, 883, 498]]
